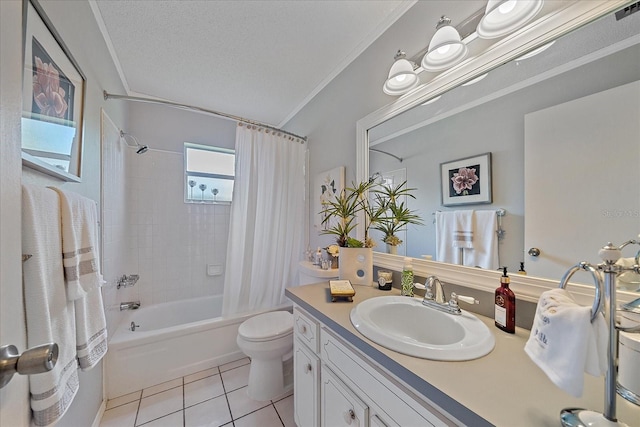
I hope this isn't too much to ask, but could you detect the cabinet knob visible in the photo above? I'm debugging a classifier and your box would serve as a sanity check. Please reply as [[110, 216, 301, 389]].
[[305, 363, 312, 373], [528, 247, 541, 257], [300, 325, 307, 334], [344, 409, 356, 424]]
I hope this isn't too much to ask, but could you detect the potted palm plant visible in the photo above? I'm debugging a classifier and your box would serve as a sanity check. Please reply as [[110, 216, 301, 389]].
[[371, 181, 423, 254]]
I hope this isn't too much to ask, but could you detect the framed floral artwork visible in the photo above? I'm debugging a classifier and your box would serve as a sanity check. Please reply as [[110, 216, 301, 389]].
[[314, 166, 345, 231], [21, 0, 86, 182], [440, 152, 492, 206]]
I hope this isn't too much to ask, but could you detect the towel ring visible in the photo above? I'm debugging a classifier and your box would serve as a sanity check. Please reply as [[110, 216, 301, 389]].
[[558, 262, 603, 323]]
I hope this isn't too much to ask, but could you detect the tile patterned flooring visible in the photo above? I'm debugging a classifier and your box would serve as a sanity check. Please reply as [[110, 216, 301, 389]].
[[100, 358, 294, 427]]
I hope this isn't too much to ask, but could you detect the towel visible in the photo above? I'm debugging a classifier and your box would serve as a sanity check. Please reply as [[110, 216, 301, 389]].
[[49, 187, 108, 371], [452, 210, 474, 249], [48, 187, 102, 301], [524, 288, 608, 397], [22, 185, 79, 426], [435, 211, 462, 265], [464, 210, 499, 270]]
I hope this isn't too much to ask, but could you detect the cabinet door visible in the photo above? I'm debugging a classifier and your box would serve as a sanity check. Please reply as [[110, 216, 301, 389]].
[[294, 339, 320, 427], [321, 366, 368, 427]]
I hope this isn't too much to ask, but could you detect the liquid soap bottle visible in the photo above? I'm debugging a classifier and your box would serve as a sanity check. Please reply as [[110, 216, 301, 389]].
[[495, 267, 516, 333], [401, 257, 414, 297]]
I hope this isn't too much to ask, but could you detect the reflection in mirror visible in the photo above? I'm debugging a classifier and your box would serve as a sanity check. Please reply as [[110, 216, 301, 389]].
[[368, 10, 640, 286]]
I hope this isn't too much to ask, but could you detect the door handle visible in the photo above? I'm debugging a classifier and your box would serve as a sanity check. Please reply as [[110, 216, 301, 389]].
[[0, 343, 58, 389]]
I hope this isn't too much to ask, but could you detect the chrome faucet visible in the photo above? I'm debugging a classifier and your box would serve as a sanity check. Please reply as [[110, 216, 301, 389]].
[[422, 276, 478, 315], [119, 301, 141, 311]]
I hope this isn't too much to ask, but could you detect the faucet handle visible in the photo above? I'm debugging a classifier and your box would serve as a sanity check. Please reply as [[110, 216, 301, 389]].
[[450, 292, 479, 306]]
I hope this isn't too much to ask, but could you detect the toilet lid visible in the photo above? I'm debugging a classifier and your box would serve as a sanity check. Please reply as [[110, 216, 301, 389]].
[[239, 311, 293, 342]]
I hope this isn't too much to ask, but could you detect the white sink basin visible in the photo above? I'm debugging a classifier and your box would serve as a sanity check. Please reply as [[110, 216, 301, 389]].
[[350, 296, 495, 361]]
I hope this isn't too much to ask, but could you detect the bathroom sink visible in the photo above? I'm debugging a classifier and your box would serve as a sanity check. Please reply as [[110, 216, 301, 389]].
[[350, 296, 495, 361]]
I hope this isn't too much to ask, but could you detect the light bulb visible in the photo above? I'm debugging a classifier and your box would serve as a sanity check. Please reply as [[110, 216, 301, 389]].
[[394, 74, 407, 83], [498, 0, 516, 15], [437, 45, 451, 55]]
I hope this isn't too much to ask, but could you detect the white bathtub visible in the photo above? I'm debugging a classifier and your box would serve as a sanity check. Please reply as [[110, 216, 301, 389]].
[[105, 295, 291, 398]]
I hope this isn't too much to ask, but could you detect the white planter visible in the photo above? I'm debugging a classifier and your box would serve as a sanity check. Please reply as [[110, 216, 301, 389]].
[[338, 247, 373, 286], [386, 244, 398, 255]]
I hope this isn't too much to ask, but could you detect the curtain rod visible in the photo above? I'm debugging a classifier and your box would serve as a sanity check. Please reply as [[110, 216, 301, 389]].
[[103, 91, 307, 141]]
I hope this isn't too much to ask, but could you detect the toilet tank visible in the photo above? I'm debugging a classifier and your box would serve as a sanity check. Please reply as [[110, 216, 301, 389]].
[[298, 261, 338, 285]]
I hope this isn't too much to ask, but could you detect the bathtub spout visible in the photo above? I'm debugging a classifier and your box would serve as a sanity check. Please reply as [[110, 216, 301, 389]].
[[120, 301, 141, 311]]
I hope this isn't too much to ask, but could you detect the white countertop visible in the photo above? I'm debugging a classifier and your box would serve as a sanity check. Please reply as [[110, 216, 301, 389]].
[[285, 282, 639, 426]]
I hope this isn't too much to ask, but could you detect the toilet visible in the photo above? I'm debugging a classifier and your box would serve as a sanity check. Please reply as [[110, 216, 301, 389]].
[[236, 311, 294, 401]]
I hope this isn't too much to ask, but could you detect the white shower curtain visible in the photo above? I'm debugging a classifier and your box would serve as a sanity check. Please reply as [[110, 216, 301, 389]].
[[222, 124, 306, 316]]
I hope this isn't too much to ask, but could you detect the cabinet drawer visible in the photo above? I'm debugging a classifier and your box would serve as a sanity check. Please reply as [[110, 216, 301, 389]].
[[321, 364, 368, 427], [321, 328, 449, 427], [294, 307, 319, 353]]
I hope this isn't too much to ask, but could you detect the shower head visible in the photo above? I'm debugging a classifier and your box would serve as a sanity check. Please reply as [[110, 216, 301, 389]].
[[120, 130, 149, 154]]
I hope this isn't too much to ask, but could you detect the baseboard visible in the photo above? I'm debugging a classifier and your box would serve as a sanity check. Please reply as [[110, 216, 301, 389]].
[[91, 399, 107, 427]]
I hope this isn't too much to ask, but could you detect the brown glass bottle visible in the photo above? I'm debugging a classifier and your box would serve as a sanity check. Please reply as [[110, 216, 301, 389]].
[[495, 267, 516, 333]]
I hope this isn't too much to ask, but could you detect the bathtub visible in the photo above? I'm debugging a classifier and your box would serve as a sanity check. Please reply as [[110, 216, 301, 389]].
[[105, 294, 291, 398]]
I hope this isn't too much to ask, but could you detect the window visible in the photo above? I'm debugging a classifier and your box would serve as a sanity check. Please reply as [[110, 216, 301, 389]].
[[184, 142, 235, 203]]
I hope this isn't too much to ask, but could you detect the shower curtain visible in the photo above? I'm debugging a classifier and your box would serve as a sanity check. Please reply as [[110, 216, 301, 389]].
[[222, 124, 306, 316]]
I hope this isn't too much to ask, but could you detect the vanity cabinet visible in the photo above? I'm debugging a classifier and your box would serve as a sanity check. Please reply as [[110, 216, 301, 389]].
[[293, 305, 456, 427]]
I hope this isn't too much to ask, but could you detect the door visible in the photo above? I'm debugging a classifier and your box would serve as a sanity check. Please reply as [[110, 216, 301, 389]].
[[0, 0, 31, 425], [294, 340, 320, 427], [320, 366, 367, 427]]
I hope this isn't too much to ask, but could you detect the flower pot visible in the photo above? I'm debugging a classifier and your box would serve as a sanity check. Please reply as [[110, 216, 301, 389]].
[[339, 247, 373, 286], [386, 244, 398, 255]]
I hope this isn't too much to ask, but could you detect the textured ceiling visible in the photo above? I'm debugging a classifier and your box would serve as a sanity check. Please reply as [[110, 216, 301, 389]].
[[92, 0, 412, 126]]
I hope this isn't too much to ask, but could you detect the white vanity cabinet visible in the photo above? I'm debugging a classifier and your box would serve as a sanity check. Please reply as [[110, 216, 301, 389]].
[[293, 304, 456, 427], [293, 308, 320, 427]]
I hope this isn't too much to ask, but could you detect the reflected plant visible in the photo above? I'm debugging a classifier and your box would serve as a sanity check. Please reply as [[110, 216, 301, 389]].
[[199, 183, 207, 200], [188, 180, 197, 200]]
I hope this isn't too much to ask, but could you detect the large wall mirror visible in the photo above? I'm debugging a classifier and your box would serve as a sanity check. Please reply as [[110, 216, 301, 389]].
[[358, 2, 639, 297]]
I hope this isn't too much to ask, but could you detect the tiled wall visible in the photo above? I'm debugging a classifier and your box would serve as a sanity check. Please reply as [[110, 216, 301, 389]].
[[125, 148, 230, 306]]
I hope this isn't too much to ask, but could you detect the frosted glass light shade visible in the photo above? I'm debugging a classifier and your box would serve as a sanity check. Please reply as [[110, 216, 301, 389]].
[[477, 0, 544, 39], [383, 56, 418, 95], [421, 23, 468, 72]]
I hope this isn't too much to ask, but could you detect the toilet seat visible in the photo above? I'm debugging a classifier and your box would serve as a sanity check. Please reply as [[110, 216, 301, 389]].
[[238, 311, 293, 342]]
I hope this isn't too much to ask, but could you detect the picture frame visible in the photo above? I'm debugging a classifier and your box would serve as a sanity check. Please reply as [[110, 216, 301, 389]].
[[440, 152, 492, 207], [21, 0, 86, 182], [314, 166, 345, 231]]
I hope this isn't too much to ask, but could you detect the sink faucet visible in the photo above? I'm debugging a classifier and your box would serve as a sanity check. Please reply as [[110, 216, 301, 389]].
[[422, 276, 478, 315], [119, 301, 141, 311]]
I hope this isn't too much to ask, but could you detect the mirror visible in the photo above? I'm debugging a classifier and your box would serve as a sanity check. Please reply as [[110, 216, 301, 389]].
[[21, 0, 85, 182], [363, 7, 640, 286]]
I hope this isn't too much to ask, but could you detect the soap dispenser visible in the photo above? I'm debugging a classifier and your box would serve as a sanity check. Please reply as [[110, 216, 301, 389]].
[[495, 267, 516, 333], [401, 257, 414, 297]]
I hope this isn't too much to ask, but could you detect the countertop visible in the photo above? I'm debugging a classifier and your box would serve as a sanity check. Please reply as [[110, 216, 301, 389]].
[[285, 282, 639, 427]]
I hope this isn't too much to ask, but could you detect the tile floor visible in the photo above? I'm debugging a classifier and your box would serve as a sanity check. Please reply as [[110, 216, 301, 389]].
[[100, 358, 294, 427]]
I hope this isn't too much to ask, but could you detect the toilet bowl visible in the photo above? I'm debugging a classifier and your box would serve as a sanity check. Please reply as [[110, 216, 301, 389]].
[[236, 311, 294, 401]]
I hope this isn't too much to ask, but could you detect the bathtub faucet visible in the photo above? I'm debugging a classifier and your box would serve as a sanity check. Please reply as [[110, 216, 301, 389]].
[[119, 301, 141, 311]]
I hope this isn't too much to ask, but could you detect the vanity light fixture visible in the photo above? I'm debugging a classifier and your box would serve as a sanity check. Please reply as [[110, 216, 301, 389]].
[[514, 40, 555, 60], [462, 72, 488, 86], [383, 50, 419, 95], [477, 0, 544, 39], [421, 16, 469, 72]]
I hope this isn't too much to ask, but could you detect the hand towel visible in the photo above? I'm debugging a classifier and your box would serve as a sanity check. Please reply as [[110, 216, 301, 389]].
[[49, 187, 108, 371], [452, 210, 474, 249], [48, 187, 102, 301], [524, 288, 608, 397], [435, 211, 462, 265], [22, 184, 79, 426], [464, 210, 499, 270]]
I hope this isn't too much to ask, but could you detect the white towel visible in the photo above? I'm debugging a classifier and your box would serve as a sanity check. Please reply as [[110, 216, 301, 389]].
[[48, 187, 102, 301], [524, 288, 608, 397], [22, 184, 79, 426], [464, 210, 499, 270], [452, 210, 474, 249], [435, 211, 462, 265], [49, 188, 108, 371]]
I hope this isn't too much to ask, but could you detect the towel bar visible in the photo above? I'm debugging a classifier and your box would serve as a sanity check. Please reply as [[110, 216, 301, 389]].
[[558, 261, 603, 323]]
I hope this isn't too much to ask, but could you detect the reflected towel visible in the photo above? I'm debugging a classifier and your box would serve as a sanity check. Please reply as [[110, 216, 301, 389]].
[[464, 210, 499, 270], [452, 210, 474, 249], [436, 211, 462, 265], [48, 187, 102, 301], [22, 184, 79, 426], [524, 288, 608, 397]]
